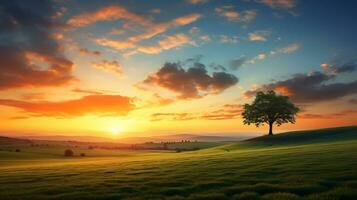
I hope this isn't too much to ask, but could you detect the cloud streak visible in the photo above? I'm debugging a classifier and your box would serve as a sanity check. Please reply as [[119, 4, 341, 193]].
[[94, 12, 200, 55], [257, 0, 296, 9], [136, 33, 191, 54], [249, 30, 271, 41], [299, 109, 357, 119], [151, 103, 243, 121], [0, 95, 134, 118], [249, 43, 300, 64], [67, 5, 150, 28], [92, 60, 122, 77]]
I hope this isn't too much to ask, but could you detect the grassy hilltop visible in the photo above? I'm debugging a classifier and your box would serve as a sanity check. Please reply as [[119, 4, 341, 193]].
[[1, 126, 357, 200]]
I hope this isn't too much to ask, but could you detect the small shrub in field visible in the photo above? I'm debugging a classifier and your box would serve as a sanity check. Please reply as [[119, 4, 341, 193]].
[[15, 149, 21, 152], [80, 153, 85, 157], [64, 149, 74, 157]]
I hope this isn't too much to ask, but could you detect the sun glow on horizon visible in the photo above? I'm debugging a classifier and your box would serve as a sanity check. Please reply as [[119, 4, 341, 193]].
[[110, 127, 122, 137]]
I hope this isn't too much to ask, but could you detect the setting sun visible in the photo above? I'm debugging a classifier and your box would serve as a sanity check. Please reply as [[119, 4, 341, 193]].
[[110, 127, 122, 136]]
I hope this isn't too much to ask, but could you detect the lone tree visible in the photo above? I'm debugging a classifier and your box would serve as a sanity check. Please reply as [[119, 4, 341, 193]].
[[242, 90, 299, 135]]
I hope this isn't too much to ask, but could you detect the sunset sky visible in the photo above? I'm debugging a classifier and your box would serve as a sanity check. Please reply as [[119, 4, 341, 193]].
[[1, 0, 356, 138]]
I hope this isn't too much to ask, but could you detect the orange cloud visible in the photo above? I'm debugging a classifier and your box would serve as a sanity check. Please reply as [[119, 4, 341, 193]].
[[152, 93, 175, 106], [67, 5, 150, 27], [79, 48, 101, 56], [320, 63, 330, 69], [95, 13, 200, 55], [278, 43, 300, 53], [200, 103, 243, 120], [50, 33, 64, 40], [137, 33, 191, 54], [128, 14, 200, 43], [72, 88, 103, 95], [20, 93, 49, 101], [92, 60, 122, 77], [0, 50, 76, 90], [248, 43, 300, 64], [215, 6, 256, 23], [249, 30, 270, 41], [186, 0, 209, 5], [257, 53, 266, 60], [275, 86, 293, 96], [151, 113, 195, 121], [151, 103, 242, 121], [171, 14, 201, 26], [96, 38, 136, 50], [0, 95, 134, 118], [258, 0, 296, 9], [159, 33, 190, 49]]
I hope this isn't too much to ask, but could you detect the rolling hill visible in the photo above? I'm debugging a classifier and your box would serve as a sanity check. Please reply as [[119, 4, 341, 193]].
[[1, 126, 357, 200], [219, 126, 357, 151], [0, 136, 32, 145], [248, 126, 357, 144]]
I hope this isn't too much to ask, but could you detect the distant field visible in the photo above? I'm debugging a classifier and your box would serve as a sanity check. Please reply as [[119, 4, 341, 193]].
[[1, 126, 357, 200]]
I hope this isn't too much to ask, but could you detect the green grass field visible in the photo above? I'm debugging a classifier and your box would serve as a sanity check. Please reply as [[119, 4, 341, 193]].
[[1, 126, 357, 200]]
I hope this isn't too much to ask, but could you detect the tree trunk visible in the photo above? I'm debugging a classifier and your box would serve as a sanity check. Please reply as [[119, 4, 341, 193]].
[[268, 122, 273, 136]]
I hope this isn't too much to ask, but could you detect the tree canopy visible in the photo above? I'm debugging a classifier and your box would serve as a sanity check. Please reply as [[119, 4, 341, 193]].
[[242, 90, 299, 135]]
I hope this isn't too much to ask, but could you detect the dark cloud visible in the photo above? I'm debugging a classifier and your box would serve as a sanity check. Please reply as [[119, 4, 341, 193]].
[[0, 0, 75, 90], [209, 63, 227, 71], [229, 56, 247, 70], [79, 48, 101, 56], [321, 61, 357, 75], [0, 95, 134, 118], [141, 61, 238, 99], [245, 65, 357, 103], [299, 110, 357, 119], [334, 63, 356, 73], [349, 98, 357, 105]]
